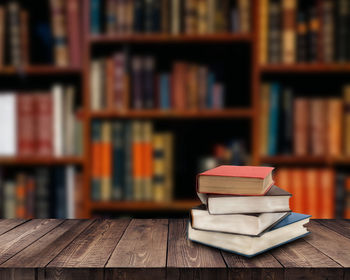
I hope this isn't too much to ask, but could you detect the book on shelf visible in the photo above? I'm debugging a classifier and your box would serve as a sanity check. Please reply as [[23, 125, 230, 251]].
[[197, 165, 274, 195], [188, 212, 310, 258], [91, 53, 226, 111], [91, 120, 174, 202], [345, 177, 350, 218], [260, 83, 347, 157], [260, 0, 350, 64], [90, 0, 251, 35], [0, 86, 83, 158], [0, 166, 82, 219]]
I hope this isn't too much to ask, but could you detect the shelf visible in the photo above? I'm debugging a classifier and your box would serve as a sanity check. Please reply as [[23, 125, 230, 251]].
[[89, 33, 252, 44], [0, 66, 81, 75], [0, 156, 84, 165], [261, 155, 350, 165], [259, 63, 350, 74], [89, 109, 253, 119], [91, 199, 199, 212]]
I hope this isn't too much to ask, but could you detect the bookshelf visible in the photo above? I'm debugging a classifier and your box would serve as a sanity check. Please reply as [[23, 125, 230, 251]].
[[1, 0, 350, 219]]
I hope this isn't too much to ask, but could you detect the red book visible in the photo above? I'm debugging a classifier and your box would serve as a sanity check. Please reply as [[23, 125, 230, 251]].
[[17, 94, 35, 156], [197, 165, 275, 195], [35, 93, 53, 156], [66, 0, 81, 67]]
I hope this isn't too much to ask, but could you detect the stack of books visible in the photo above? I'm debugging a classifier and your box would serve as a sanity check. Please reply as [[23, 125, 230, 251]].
[[188, 165, 311, 257]]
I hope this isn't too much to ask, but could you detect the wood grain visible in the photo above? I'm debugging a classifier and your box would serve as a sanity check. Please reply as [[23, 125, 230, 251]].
[[0, 220, 63, 265], [0, 268, 35, 280], [0, 220, 27, 236], [317, 219, 350, 239], [48, 219, 130, 268], [38, 268, 103, 280], [304, 221, 350, 267], [106, 219, 168, 268], [1, 220, 93, 268], [167, 219, 227, 280]]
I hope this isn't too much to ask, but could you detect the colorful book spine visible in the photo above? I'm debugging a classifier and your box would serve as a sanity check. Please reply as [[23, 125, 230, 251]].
[[91, 120, 102, 201], [153, 133, 166, 202], [17, 94, 35, 156], [282, 0, 296, 64], [7, 1, 21, 67], [36, 93, 53, 156], [259, 0, 269, 64], [101, 121, 112, 201], [67, 0, 81, 67], [132, 121, 143, 200], [16, 174, 26, 219], [112, 122, 125, 200], [322, 0, 334, 63], [344, 86, 350, 156], [294, 98, 309, 156], [268, 0, 281, 63], [90, 0, 100, 34], [267, 83, 280, 155], [160, 74, 170, 110], [124, 121, 134, 200], [52, 84, 64, 157], [327, 98, 343, 156]]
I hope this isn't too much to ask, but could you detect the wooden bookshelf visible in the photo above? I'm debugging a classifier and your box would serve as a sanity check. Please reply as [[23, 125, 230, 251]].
[[90, 199, 199, 212], [259, 63, 350, 73], [89, 109, 253, 119], [0, 66, 81, 75], [89, 33, 252, 44], [0, 157, 84, 165]]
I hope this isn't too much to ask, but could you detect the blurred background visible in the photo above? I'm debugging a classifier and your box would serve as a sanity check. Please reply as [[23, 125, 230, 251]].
[[0, 0, 349, 219]]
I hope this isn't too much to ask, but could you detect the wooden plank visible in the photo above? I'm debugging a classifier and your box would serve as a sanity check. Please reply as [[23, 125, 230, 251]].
[[0, 268, 35, 280], [1, 220, 93, 268], [317, 220, 350, 240], [0, 219, 63, 265], [0, 220, 27, 236], [48, 219, 130, 268], [106, 219, 168, 279], [303, 221, 350, 267], [38, 268, 103, 280], [222, 251, 283, 280], [167, 219, 227, 280]]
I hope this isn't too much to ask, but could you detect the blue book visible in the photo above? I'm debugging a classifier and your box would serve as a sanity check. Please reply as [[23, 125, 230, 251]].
[[160, 74, 170, 110], [206, 73, 215, 109], [112, 122, 125, 200], [268, 83, 280, 155], [90, 0, 100, 34], [188, 212, 311, 258]]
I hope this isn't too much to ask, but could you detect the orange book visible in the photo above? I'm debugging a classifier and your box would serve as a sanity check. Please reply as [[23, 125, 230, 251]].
[[101, 122, 112, 201], [320, 168, 335, 218], [105, 57, 115, 110], [306, 168, 320, 218], [291, 169, 304, 213], [345, 177, 350, 219], [327, 98, 343, 156], [16, 174, 26, 219]]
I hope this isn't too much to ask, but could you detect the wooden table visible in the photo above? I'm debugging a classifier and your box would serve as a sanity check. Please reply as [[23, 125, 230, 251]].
[[0, 219, 349, 279]]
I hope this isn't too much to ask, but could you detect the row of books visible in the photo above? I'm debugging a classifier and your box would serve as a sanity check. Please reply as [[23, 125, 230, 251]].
[[0, 85, 83, 157], [91, 120, 173, 202], [259, 0, 350, 64], [189, 165, 310, 257], [91, 53, 225, 111], [0, 0, 81, 67], [91, 0, 251, 35], [274, 168, 347, 219], [260, 83, 350, 156], [0, 167, 83, 219]]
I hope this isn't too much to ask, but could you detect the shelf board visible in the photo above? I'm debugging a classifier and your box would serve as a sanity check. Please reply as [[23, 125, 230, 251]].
[[0, 65, 81, 75], [261, 155, 350, 165], [91, 199, 199, 212], [0, 156, 84, 165], [89, 33, 252, 44], [259, 63, 350, 73], [89, 109, 253, 119]]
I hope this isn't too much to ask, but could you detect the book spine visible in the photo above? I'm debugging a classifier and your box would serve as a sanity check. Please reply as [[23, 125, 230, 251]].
[[16, 174, 26, 218], [35, 168, 50, 218], [52, 84, 64, 157], [187, 64, 199, 111], [126, 0, 135, 34], [0, 93, 17, 156], [106, 57, 115, 110], [133, 0, 144, 32], [260, 84, 270, 156], [310, 99, 326, 156], [164, 132, 173, 201], [153, 133, 166, 201], [306, 168, 320, 218], [161, 0, 170, 33], [0, 7, 4, 67], [142, 121, 153, 200], [160, 74, 170, 110], [7, 1, 21, 67], [4, 182, 16, 218], [238, 0, 250, 33], [64, 86, 75, 156], [294, 98, 309, 156], [101, 121, 112, 201], [336, 0, 349, 62], [124, 121, 133, 200], [90, 0, 100, 34], [171, 0, 181, 35], [184, 0, 197, 34], [54, 167, 66, 218], [132, 56, 143, 109], [114, 53, 126, 110], [132, 121, 143, 200], [35, 93, 53, 156], [207, 0, 215, 33], [198, 66, 208, 109], [335, 173, 346, 219], [144, 56, 155, 109], [259, 0, 269, 64], [296, 12, 307, 62], [322, 0, 334, 63], [268, 0, 281, 63], [267, 83, 280, 155], [25, 177, 35, 219], [144, 0, 153, 33], [308, 4, 319, 62], [173, 62, 187, 110], [50, 0, 69, 66], [206, 72, 215, 109], [112, 121, 124, 200], [327, 98, 342, 156], [17, 94, 35, 156], [65, 165, 75, 218], [320, 168, 335, 218], [105, 0, 116, 34], [282, 0, 297, 64], [344, 86, 350, 156], [20, 10, 29, 66], [280, 88, 293, 154], [212, 83, 224, 110], [91, 120, 102, 201], [67, 0, 81, 67]]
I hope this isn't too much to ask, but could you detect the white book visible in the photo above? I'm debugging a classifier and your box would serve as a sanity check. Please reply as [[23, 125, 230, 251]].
[[0, 93, 16, 156], [66, 165, 75, 219], [91, 59, 103, 111], [191, 207, 290, 236], [52, 84, 64, 157]]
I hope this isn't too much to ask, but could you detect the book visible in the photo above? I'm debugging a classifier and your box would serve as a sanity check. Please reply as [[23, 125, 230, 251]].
[[294, 98, 309, 156], [17, 94, 35, 156], [188, 212, 311, 258], [322, 0, 334, 62], [0, 93, 16, 156], [320, 169, 335, 218], [306, 168, 320, 218], [310, 99, 326, 156], [142, 121, 153, 200], [36, 93, 53, 156], [91, 120, 102, 201], [198, 185, 291, 214], [90, 0, 100, 34], [259, 0, 269, 64], [101, 121, 112, 201], [112, 121, 125, 200], [66, 165, 75, 219], [296, 12, 307, 62], [191, 206, 290, 236], [308, 4, 319, 62], [4, 182, 16, 218], [268, 0, 281, 63], [267, 83, 280, 155], [35, 168, 50, 218], [52, 84, 64, 157], [327, 98, 343, 156], [67, 0, 81, 67], [282, 0, 296, 64], [7, 1, 21, 67], [153, 133, 166, 202], [124, 121, 134, 200], [16, 174, 26, 218], [132, 121, 143, 200], [63, 86, 76, 156], [344, 86, 350, 156], [0, 6, 4, 67], [25, 177, 35, 219], [197, 165, 274, 196], [336, 0, 349, 62]]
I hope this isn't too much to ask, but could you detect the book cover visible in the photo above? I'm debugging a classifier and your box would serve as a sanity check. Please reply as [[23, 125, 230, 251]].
[[294, 98, 309, 156], [90, 0, 100, 34], [142, 121, 153, 200], [267, 83, 280, 155], [112, 121, 125, 200], [101, 121, 112, 201], [0, 93, 17, 156], [67, 0, 81, 67], [268, 0, 281, 63], [17, 94, 35, 156], [282, 0, 297, 64], [91, 120, 102, 201]]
